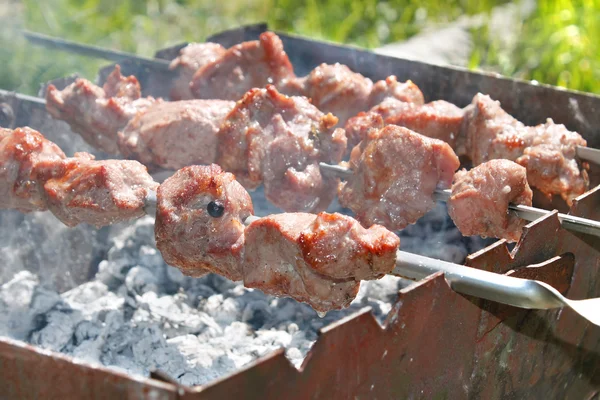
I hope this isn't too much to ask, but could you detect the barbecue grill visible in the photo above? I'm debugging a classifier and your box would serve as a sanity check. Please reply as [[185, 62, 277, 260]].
[[1, 23, 599, 399]]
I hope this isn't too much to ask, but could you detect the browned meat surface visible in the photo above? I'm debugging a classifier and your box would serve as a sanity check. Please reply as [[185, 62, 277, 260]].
[[243, 212, 399, 312], [301, 63, 373, 125], [189, 32, 298, 101], [461, 94, 528, 163], [301, 67, 425, 127], [169, 43, 227, 100], [448, 160, 533, 242], [217, 85, 346, 212], [118, 99, 235, 170], [517, 120, 588, 203], [155, 165, 253, 280], [43, 153, 158, 228], [368, 76, 425, 107], [345, 98, 463, 149], [339, 125, 459, 231], [0, 127, 65, 212], [45, 65, 159, 154], [462, 94, 589, 204]]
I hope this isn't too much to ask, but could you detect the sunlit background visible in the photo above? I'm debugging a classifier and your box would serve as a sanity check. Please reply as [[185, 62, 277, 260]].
[[0, 0, 598, 95]]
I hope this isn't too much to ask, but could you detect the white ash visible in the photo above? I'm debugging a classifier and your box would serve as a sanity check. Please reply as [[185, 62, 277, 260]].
[[0, 192, 489, 387]]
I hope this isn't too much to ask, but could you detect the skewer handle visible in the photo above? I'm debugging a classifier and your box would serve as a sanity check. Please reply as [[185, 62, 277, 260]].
[[23, 30, 172, 71]]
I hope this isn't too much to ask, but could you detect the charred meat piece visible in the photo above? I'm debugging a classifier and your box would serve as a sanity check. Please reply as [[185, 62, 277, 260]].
[[118, 99, 235, 170], [0, 127, 66, 212], [339, 124, 459, 231], [45, 65, 159, 154], [517, 120, 588, 204], [169, 43, 227, 100], [217, 85, 346, 212], [43, 153, 158, 228], [190, 32, 298, 101], [243, 212, 399, 312], [345, 98, 463, 149], [448, 160, 533, 242], [461, 93, 528, 163], [155, 165, 253, 280]]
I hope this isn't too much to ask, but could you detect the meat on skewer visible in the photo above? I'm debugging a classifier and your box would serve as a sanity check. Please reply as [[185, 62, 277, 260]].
[[5, 127, 600, 315], [46, 66, 160, 154], [338, 122, 460, 231], [0, 127, 158, 227], [156, 164, 400, 312], [447, 160, 533, 242], [169, 42, 227, 100], [347, 93, 590, 204], [216, 85, 346, 212]]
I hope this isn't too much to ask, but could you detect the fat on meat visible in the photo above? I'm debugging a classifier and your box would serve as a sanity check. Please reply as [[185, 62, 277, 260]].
[[447, 160, 533, 242], [0, 127, 66, 212], [216, 85, 347, 212], [243, 212, 399, 312], [43, 153, 158, 228], [339, 123, 460, 231], [45, 65, 159, 154], [189, 32, 298, 101], [345, 98, 463, 149], [169, 42, 227, 100], [118, 99, 235, 170], [155, 165, 253, 280]]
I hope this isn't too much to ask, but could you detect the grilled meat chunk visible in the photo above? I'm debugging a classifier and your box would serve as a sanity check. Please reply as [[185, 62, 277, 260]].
[[118, 99, 235, 169], [517, 120, 588, 203], [190, 32, 298, 101], [243, 212, 399, 312], [0, 127, 66, 212], [345, 98, 463, 149], [301, 65, 424, 127], [448, 160, 533, 242], [462, 94, 588, 204], [44, 153, 158, 228], [155, 165, 253, 280], [169, 43, 227, 100], [301, 63, 373, 126], [339, 124, 459, 231], [46, 65, 159, 154], [217, 85, 346, 212]]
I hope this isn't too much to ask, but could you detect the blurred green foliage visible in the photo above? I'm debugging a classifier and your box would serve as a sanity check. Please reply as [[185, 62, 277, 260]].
[[0, 0, 598, 95], [470, 0, 600, 93]]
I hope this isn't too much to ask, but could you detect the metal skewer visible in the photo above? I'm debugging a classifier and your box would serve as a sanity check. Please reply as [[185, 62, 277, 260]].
[[141, 193, 600, 326], [319, 162, 600, 239], [22, 30, 172, 72]]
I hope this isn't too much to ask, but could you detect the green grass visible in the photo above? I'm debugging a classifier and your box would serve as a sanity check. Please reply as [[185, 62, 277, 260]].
[[1, 1, 599, 95]]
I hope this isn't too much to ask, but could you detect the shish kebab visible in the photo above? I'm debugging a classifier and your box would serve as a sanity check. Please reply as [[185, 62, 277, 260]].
[[39, 71, 600, 240], [24, 28, 600, 180], [2, 126, 599, 325], [9, 85, 600, 241], [42, 56, 597, 208]]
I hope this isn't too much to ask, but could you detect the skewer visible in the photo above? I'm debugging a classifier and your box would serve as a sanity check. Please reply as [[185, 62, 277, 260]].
[[140, 194, 600, 326], [21, 29, 600, 166], [319, 162, 600, 239], [22, 30, 172, 72]]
